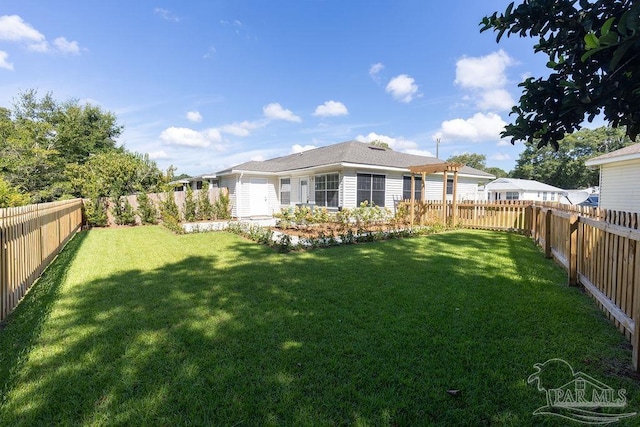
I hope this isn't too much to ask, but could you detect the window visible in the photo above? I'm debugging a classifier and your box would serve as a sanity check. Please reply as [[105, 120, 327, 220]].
[[315, 173, 339, 207], [196, 180, 203, 190], [542, 192, 548, 201], [446, 178, 454, 195], [357, 173, 385, 206], [506, 191, 519, 200], [550, 192, 555, 201], [280, 178, 291, 205], [403, 176, 422, 200]]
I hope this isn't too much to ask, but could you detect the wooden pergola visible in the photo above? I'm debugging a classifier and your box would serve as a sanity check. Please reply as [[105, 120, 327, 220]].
[[407, 162, 463, 225]]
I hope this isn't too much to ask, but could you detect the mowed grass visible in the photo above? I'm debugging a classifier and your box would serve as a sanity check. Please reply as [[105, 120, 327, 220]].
[[0, 226, 639, 426]]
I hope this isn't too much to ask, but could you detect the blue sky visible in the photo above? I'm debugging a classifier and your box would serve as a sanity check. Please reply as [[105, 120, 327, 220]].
[[1, 1, 559, 176]]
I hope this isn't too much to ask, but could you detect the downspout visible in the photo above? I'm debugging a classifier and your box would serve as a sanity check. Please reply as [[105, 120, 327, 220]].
[[236, 172, 244, 221]]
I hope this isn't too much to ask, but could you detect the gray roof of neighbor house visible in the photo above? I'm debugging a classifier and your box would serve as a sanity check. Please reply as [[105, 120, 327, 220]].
[[585, 142, 640, 166], [485, 178, 566, 192], [216, 140, 494, 178]]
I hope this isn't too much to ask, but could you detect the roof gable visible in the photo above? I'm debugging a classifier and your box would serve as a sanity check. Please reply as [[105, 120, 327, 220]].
[[585, 142, 640, 166]]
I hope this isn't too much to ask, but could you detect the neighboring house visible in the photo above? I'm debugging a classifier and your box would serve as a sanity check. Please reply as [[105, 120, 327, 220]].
[[585, 142, 640, 212], [484, 178, 566, 202], [211, 140, 494, 218], [172, 174, 219, 191]]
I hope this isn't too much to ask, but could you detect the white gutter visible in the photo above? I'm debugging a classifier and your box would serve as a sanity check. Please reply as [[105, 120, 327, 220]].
[[585, 152, 640, 167]]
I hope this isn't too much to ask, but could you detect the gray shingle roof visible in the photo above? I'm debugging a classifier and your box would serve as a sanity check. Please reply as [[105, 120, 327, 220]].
[[217, 141, 494, 177], [585, 142, 640, 165], [485, 178, 565, 192]]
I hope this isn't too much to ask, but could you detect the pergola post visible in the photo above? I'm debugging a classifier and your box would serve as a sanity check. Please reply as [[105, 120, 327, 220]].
[[442, 170, 448, 223], [452, 170, 459, 225], [406, 162, 463, 227], [410, 174, 415, 226], [420, 172, 426, 225]]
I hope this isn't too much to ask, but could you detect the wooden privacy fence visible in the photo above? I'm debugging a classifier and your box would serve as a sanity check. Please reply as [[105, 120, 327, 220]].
[[0, 199, 83, 322], [409, 199, 640, 370]]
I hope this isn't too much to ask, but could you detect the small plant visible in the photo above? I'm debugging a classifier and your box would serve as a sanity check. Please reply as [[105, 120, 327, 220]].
[[184, 186, 197, 222], [160, 192, 183, 234], [214, 189, 231, 220], [84, 197, 108, 227], [196, 182, 214, 221], [136, 192, 158, 225], [112, 196, 137, 226]]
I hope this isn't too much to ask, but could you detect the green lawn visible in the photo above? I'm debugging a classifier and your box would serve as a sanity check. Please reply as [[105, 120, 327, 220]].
[[0, 226, 638, 426]]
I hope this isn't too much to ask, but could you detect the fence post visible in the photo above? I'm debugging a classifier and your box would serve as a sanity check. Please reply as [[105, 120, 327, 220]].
[[544, 209, 552, 258], [568, 214, 578, 286], [633, 241, 640, 370]]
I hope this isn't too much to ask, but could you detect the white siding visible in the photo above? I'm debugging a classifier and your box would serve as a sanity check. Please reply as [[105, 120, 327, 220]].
[[599, 159, 640, 212], [219, 176, 238, 217], [385, 173, 403, 209], [342, 170, 357, 208]]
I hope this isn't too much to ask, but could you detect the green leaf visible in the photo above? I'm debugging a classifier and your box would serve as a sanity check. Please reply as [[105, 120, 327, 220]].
[[601, 16, 616, 36], [581, 46, 605, 62], [584, 32, 600, 49], [598, 30, 618, 46], [610, 39, 634, 71]]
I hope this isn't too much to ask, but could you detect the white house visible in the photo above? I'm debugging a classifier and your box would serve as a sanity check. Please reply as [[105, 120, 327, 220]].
[[211, 141, 495, 218], [585, 142, 640, 212], [484, 178, 566, 202]]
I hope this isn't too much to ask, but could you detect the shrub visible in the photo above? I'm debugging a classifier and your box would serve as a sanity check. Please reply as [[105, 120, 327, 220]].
[[184, 186, 196, 222], [196, 182, 214, 221], [214, 190, 231, 220], [112, 196, 137, 226], [136, 192, 158, 225], [84, 197, 108, 227], [160, 192, 183, 234]]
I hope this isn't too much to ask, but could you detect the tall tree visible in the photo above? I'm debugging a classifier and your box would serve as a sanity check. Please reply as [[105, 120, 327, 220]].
[[510, 126, 632, 188], [481, 0, 640, 148], [446, 153, 487, 170], [0, 90, 124, 202]]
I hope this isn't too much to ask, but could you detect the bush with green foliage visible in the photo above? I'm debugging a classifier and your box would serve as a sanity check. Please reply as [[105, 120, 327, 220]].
[[136, 192, 158, 225], [0, 177, 30, 208], [213, 190, 231, 219], [159, 192, 183, 234], [84, 198, 108, 227], [112, 196, 137, 226], [196, 182, 214, 221], [183, 186, 197, 222]]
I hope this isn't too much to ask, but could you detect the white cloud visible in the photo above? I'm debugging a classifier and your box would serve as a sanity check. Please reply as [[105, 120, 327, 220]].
[[385, 74, 420, 103], [263, 103, 301, 122], [0, 15, 45, 43], [53, 37, 80, 55], [435, 112, 507, 142], [355, 132, 432, 156], [0, 15, 82, 56], [160, 126, 222, 148], [313, 100, 348, 117], [154, 8, 181, 22], [478, 89, 515, 111], [0, 51, 14, 70], [221, 120, 264, 136], [455, 50, 513, 90], [496, 140, 511, 147], [148, 150, 170, 160], [490, 153, 510, 161], [203, 46, 216, 59], [291, 144, 316, 153], [369, 62, 384, 81], [186, 111, 203, 123], [453, 50, 516, 112]]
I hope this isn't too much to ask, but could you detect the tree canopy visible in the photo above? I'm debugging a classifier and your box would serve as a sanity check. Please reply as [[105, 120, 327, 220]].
[[0, 89, 167, 205], [481, 0, 640, 148], [510, 125, 633, 188], [446, 153, 508, 177]]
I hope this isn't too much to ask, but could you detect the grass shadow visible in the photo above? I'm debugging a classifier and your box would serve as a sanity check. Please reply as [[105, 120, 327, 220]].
[[0, 230, 88, 404]]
